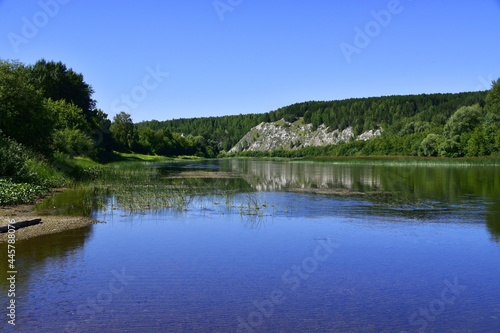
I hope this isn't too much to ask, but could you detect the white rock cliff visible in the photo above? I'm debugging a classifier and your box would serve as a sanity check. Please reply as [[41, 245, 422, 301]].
[[229, 120, 383, 153]]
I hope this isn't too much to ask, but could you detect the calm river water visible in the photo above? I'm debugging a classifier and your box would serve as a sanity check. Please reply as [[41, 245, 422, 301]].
[[1, 159, 500, 332]]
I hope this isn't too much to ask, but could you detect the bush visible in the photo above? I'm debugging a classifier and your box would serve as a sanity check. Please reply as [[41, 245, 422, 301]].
[[0, 130, 29, 178], [52, 128, 96, 157], [23, 158, 68, 187]]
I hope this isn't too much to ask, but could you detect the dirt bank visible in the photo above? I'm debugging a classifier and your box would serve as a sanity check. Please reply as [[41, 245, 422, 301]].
[[0, 189, 103, 242]]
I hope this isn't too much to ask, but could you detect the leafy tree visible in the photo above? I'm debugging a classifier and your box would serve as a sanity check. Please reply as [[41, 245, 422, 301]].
[[438, 139, 460, 157], [485, 78, 500, 115], [283, 113, 297, 122], [110, 112, 137, 150], [443, 104, 483, 139], [0, 60, 53, 152], [29, 59, 96, 117], [465, 128, 488, 157], [43, 98, 89, 131], [87, 108, 114, 151], [419, 134, 444, 157]]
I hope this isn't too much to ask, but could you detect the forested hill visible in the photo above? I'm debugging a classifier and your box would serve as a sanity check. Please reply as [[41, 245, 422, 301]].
[[137, 90, 488, 153]]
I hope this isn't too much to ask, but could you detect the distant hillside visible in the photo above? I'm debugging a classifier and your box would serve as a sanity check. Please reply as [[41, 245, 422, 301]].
[[137, 90, 491, 156]]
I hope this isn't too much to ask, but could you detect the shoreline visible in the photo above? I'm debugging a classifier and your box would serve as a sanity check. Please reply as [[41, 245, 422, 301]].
[[0, 188, 103, 242]]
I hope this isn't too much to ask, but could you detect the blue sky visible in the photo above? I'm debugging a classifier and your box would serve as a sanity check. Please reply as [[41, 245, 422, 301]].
[[1, 0, 499, 122]]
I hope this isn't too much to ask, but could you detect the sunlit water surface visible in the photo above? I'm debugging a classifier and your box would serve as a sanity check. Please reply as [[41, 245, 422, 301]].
[[2, 160, 500, 332]]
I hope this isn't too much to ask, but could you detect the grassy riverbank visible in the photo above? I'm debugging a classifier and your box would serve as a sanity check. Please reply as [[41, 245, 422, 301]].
[[4, 153, 500, 207], [0, 151, 176, 206]]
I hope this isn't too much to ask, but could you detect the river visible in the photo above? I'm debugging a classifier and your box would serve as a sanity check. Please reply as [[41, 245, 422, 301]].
[[1, 159, 500, 332]]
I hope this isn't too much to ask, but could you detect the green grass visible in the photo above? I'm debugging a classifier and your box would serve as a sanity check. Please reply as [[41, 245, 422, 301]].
[[73, 156, 102, 167], [114, 152, 174, 162], [176, 155, 205, 160], [24, 158, 70, 187]]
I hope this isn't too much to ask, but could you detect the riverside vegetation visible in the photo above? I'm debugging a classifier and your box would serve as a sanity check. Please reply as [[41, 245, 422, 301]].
[[1, 58, 500, 205]]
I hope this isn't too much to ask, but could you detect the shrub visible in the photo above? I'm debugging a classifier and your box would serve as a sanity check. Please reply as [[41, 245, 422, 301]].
[[0, 130, 29, 178], [52, 128, 96, 157]]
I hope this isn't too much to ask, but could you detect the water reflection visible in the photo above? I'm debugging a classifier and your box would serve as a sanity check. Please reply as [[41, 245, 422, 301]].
[[217, 160, 500, 204], [486, 201, 500, 242], [216, 160, 500, 241], [35, 187, 108, 216], [32, 159, 500, 242], [4, 159, 500, 332], [0, 226, 94, 292]]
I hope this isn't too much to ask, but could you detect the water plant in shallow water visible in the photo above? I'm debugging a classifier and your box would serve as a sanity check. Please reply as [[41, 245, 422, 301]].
[[0, 178, 47, 205]]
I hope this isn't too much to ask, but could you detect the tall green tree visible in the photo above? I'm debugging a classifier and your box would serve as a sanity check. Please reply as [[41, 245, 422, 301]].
[[443, 104, 483, 139], [110, 112, 137, 150], [43, 99, 95, 157], [485, 78, 500, 115], [29, 59, 96, 117], [43, 98, 90, 131], [0, 60, 54, 152]]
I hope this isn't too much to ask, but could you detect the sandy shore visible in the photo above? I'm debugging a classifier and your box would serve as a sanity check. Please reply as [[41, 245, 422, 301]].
[[0, 189, 103, 242]]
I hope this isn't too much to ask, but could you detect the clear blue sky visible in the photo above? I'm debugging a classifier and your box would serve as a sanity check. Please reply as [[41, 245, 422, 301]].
[[1, 0, 499, 122]]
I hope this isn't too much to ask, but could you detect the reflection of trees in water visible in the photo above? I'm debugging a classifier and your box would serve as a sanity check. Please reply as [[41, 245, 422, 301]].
[[233, 161, 499, 205], [35, 187, 107, 216], [225, 160, 500, 241], [237, 161, 382, 192], [486, 200, 500, 242], [0, 226, 93, 290]]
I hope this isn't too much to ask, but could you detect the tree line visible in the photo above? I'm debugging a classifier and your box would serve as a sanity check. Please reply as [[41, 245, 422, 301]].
[[137, 86, 499, 158]]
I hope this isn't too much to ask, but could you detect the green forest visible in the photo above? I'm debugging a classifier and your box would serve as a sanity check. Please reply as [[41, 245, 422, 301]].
[[1, 58, 500, 204], [139, 86, 500, 158]]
